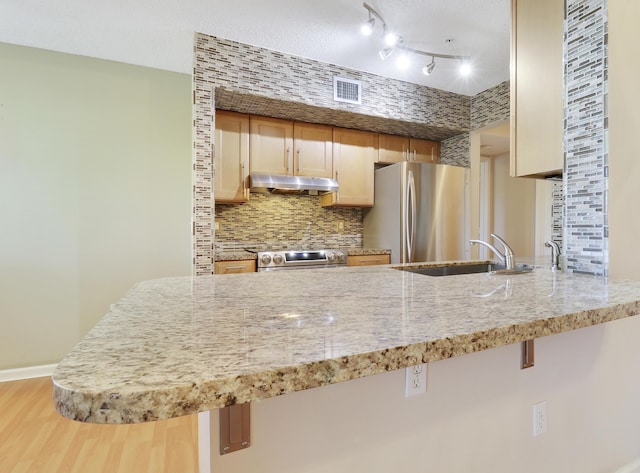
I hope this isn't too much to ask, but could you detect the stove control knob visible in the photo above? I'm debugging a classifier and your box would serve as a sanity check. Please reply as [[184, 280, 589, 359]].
[[328, 253, 336, 262], [273, 254, 284, 265], [261, 254, 272, 265]]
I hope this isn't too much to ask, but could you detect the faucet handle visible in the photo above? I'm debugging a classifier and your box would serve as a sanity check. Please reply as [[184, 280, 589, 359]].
[[490, 233, 514, 255], [490, 233, 516, 270]]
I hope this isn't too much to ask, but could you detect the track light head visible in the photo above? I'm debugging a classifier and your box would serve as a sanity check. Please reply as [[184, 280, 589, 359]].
[[384, 31, 398, 47], [360, 16, 375, 36], [459, 61, 472, 76], [379, 48, 394, 60], [422, 58, 436, 76]]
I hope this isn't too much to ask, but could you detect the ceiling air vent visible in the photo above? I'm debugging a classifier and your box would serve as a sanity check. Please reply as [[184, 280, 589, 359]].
[[333, 76, 361, 104]]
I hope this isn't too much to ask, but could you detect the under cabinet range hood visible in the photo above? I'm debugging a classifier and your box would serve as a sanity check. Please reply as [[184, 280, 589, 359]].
[[250, 173, 339, 193]]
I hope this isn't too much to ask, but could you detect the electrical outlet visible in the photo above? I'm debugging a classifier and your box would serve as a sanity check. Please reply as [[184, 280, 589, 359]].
[[337, 221, 345, 233], [214, 221, 220, 231], [533, 401, 548, 436], [405, 363, 427, 397]]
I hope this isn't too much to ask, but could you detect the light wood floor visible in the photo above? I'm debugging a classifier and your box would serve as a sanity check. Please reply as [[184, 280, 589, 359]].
[[0, 377, 198, 473]]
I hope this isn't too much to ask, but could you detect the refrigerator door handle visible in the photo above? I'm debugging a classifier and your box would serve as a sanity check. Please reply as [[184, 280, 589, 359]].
[[406, 170, 417, 263]]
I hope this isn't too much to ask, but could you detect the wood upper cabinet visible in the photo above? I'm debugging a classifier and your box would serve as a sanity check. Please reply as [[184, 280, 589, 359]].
[[293, 122, 333, 178], [409, 138, 440, 163], [510, 0, 563, 178], [214, 110, 250, 203], [320, 128, 377, 207], [250, 117, 333, 178], [250, 116, 293, 176], [378, 135, 440, 164], [378, 134, 409, 164]]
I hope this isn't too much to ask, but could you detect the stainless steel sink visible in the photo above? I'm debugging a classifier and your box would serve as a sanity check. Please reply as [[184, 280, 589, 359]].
[[395, 263, 533, 277]]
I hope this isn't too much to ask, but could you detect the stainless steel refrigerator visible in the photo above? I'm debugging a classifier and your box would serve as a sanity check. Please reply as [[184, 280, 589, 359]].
[[363, 161, 469, 264]]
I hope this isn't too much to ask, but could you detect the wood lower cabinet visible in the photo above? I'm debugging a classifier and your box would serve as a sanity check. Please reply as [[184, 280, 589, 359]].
[[510, 0, 563, 177], [320, 128, 377, 207], [347, 254, 391, 266], [214, 260, 256, 274], [409, 138, 440, 163], [214, 111, 250, 203]]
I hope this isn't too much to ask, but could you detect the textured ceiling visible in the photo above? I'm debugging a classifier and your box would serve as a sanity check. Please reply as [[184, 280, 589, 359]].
[[0, 0, 510, 96]]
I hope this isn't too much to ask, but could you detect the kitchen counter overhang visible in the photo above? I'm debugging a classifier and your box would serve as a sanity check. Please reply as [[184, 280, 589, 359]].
[[52, 263, 640, 424]]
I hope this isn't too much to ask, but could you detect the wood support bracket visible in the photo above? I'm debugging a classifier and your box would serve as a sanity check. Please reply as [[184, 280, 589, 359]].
[[521, 339, 535, 369], [219, 403, 251, 455]]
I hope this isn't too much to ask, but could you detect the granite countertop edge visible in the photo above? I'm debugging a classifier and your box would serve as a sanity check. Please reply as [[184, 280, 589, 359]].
[[52, 262, 640, 424]]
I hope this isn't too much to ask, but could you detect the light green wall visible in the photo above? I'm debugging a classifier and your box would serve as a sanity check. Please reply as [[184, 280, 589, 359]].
[[0, 43, 192, 370]]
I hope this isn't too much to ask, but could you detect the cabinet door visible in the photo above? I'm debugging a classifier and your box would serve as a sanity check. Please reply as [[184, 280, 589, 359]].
[[321, 128, 377, 207], [214, 260, 256, 274], [293, 123, 333, 178], [510, 0, 563, 177], [347, 254, 390, 266], [214, 111, 250, 203], [250, 117, 294, 175], [409, 138, 440, 163], [378, 134, 409, 164]]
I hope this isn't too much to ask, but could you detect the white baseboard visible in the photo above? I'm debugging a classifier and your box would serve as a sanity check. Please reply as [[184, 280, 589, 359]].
[[0, 363, 58, 382]]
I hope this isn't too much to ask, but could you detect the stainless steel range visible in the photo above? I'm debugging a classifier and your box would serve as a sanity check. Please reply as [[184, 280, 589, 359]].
[[257, 249, 347, 271]]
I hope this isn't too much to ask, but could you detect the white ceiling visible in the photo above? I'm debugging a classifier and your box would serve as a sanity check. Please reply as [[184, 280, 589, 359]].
[[0, 0, 510, 96]]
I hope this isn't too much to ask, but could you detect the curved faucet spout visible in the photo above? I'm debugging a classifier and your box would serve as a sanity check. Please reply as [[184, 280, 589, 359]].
[[545, 240, 561, 271], [470, 234, 516, 270], [469, 240, 505, 263]]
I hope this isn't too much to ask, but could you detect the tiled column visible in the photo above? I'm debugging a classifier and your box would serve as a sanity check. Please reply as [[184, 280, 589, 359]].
[[564, 0, 608, 276]]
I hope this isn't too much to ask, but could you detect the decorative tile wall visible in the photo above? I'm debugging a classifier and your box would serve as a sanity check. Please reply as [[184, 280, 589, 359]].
[[441, 81, 510, 168], [441, 134, 471, 167], [563, 0, 608, 276], [471, 81, 510, 129], [194, 33, 472, 275], [215, 193, 362, 252], [552, 181, 564, 246]]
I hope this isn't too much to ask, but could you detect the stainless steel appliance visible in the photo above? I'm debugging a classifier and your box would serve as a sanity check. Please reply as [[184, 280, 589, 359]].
[[257, 249, 347, 271], [363, 162, 468, 264]]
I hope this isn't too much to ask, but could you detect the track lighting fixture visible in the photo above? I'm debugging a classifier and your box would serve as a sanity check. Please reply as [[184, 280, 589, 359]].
[[422, 58, 436, 76], [378, 48, 393, 60], [383, 31, 398, 47], [360, 2, 471, 77], [360, 14, 375, 36]]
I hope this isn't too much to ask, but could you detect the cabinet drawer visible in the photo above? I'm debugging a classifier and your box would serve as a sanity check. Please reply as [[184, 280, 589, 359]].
[[347, 254, 390, 266], [215, 260, 256, 274]]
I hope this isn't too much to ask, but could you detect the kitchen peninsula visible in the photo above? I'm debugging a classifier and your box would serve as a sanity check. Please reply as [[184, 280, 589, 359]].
[[53, 263, 640, 424]]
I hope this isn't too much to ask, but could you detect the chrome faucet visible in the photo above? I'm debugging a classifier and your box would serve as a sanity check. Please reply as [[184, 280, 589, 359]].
[[544, 240, 561, 271], [469, 233, 516, 270]]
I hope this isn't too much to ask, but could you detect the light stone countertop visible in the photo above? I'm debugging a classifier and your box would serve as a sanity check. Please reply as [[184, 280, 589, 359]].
[[53, 261, 640, 424]]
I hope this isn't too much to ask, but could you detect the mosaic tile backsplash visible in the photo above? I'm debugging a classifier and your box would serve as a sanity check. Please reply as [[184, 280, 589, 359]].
[[215, 193, 362, 252], [563, 0, 608, 276]]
